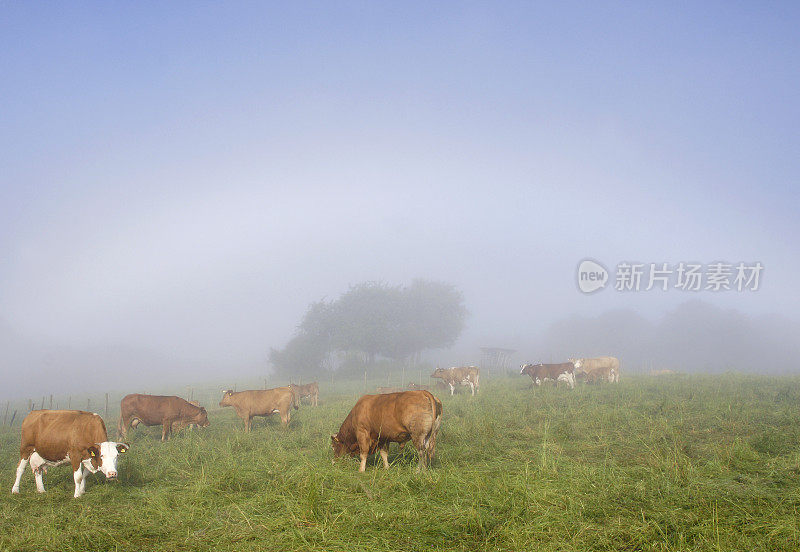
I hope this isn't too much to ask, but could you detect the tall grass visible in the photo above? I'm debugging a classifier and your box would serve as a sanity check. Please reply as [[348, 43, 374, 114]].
[[1, 374, 799, 551]]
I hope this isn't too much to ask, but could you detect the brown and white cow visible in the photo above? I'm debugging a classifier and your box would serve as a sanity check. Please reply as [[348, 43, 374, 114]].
[[571, 357, 620, 383], [219, 386, 298, 431], [430, 366, 480, 396], [118, 394, 209, 441], [331, 390, 442, 472], [12, 410, 129, 498], [520, 362, 576, 389], [289, 382, 319, 406]]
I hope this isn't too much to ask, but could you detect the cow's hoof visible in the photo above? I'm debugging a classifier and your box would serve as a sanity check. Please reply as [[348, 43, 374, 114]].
[[11, 488, 19, 494]]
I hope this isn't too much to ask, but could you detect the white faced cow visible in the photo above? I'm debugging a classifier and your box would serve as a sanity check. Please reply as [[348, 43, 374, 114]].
[[12, 410, 129, 498]]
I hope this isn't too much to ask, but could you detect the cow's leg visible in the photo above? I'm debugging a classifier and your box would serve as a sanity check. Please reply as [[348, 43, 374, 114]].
[[470, 381, 475, 396], [449, 382, 455, 396], [356, 431, 371, 472], [11, 458, 28, 494], [282, 409, 290, 425], [379, 444, 390, 469], [29, 453, 47, 493], [79, 465, 87, 494], [161, 420, 171, 442], [72, 466, 85, 498], [245, 415, 252, 432]]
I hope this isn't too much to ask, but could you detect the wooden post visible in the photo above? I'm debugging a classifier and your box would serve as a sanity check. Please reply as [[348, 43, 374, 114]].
[[364, 369, 367, 392], [68, 396, 71, 409], [41, 396, 45, 409], [190, 388, 194, 402], [3, 401, 8, 425], [105, 393, 109, 418], [28, 399, 32, 411], [49, 395, 53, 409], [87, 398, 91, 411], [10, 410, 17, 426]]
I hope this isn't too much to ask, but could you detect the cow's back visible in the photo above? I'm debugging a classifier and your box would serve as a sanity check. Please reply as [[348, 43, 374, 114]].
[[232, 388, 293, 415], [21, 410, 107, 460], [121, 394, 189, 424]]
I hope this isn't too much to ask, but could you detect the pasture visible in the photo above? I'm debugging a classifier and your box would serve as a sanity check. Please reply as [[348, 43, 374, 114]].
[[1, 374, 799, 551]]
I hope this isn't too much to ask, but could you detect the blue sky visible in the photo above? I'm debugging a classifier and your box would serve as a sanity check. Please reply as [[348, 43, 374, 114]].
[[1, 3, 798, 392]]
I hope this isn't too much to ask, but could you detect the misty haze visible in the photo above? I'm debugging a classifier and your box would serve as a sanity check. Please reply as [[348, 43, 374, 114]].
[[1, 4, 799, 551]]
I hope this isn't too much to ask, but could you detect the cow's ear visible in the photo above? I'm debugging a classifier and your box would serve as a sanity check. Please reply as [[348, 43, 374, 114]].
[[117, 443, 129, 454], [87, 444, 100, 458]]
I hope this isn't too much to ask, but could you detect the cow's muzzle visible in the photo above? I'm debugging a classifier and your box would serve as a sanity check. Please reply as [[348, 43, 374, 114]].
[[105, 471, 118, 480]]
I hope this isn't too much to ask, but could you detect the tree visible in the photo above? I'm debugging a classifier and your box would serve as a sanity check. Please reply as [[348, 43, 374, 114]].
[[268, 279, 468, 378]]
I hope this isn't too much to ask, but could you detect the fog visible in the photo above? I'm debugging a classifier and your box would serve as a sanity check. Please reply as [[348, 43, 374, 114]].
[[1, 4, 799, 400]]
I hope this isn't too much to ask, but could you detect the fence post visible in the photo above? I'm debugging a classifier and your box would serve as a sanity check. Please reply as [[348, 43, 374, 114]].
[[3, 401, 8, 425], [41, 396, 45, 409], [87, 398, 91, 412], [105, 393, 109, 418], [68, 396, 71, 409], [49, 395, 53, 409], [28, 399, 32, 411], [364, 370, 367, 392], [10, 410, 17, 426]]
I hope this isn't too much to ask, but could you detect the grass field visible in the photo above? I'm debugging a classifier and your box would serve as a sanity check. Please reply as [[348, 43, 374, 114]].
[[1, 374, 799, 551]]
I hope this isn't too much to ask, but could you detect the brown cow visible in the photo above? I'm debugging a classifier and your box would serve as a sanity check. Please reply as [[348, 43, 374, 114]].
[[520, 362, 576, 389], [290, 382, 319, 406], [430, 366, 480, 395], [131, 400, 200, 431], [12, 410, 129, 498], [584, 365, 614, 384], [219, 386, 298, 431], [118, 394, 209, 441], [331, 390, 442, 472]]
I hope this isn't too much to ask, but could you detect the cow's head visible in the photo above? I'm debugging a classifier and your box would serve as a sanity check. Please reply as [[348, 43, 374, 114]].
[[219, 389, 235, 407], [430, 367, 447, 379], [571, 358, 584, 370], [520, 364, 532, 375], [330, 434, 347, 459], [192, 406, 210, 427], [86, 442, 129, 480]]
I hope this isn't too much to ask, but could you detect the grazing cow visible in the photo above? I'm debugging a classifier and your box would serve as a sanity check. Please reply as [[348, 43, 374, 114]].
[[650, 369, 676, 376], [331, 390, 442, 472], [290, 382, 320, 406], [520, 362, 576, 389], [376, 386, 402, 394], [12, 410, 129, 498], [430, 366, 480, 396], [219, 386, 299, 431], [130, 400, 201, 431], [407, 382, 431, 391], [571, 356, 621, 383], [584, 366, 614, 384], [118, 394, 209, 441]]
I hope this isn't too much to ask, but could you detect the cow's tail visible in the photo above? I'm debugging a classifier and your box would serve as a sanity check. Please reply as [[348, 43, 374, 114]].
[[422, 392, 443, 465]]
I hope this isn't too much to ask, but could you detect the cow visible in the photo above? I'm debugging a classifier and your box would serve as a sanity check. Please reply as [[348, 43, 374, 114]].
[[571, 357, 620, 383], [520, 362, 575, 389], [376, 386, 402, 394], [650, 369, 676, 376], [584, 365, 614, 384], [407, 382, 431, 391], [219, 386, 299, 431], [289, 382, 319, 406], [430, 366, 480, 396], [118, 394, 209, 441], [130, 400, 200, 431], [12, 410, 129, 498], [331, 390, 442, 472]]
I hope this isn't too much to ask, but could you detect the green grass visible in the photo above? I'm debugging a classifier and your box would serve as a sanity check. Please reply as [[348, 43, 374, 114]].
[[1, 375, 799, 551]]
